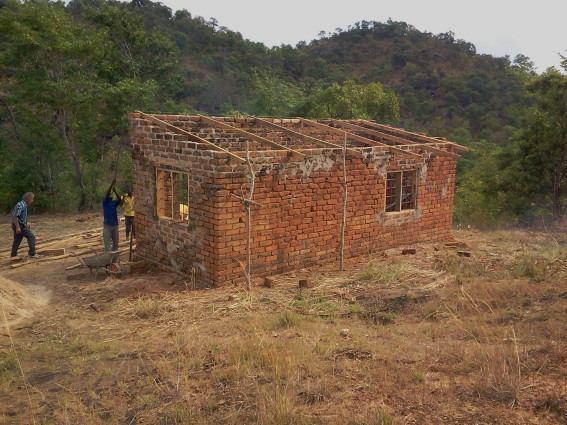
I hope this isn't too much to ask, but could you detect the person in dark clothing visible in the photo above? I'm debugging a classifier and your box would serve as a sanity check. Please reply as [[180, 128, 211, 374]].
[[11, 192, 39, 258], [102, 179, 122, 252]]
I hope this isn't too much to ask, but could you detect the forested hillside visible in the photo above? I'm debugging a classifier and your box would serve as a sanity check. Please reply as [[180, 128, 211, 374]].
[[1, 0, 564, 224], [78, 1, 532, 145]]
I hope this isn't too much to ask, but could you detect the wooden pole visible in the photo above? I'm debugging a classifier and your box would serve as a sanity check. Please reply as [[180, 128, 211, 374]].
[[244, 144, 255, 291], [339, 131, 348, 271], [128, 227, 134, 262]]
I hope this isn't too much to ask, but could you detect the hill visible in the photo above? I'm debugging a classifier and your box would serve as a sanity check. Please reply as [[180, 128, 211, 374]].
[[0, 0, 545, 214], [73, 1, 532, 144]]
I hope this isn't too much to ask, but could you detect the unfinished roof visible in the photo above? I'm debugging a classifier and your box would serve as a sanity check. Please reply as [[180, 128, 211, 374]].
[[135, 111, 467, 162]]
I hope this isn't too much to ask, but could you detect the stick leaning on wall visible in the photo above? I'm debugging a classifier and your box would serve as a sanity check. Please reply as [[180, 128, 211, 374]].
[[339, 131, 348, 271]]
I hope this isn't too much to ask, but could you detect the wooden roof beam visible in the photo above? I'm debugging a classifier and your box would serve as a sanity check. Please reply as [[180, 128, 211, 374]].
[[249, 115, 360, 155], [357, 119, 468, 153], [301, 118, 423, 159], [135, 111, 245, 162], [326, 119, 460, 159], [197, 114, 306, 157]]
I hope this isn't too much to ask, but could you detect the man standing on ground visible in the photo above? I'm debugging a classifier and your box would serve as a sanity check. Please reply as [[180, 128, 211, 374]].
[[122, 190, 135, 240], [11, 192, 39, 258], [102, 179, 122, 252]]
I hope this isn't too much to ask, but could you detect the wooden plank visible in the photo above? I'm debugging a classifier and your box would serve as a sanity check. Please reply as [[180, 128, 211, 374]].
[[136, 111, 245, 163], [325, 119, 427, 159], [197, 114, 306, 156], [357, 119, 468, 153], [249, 115, 360, 154], [38, 248, 66, 256], [0, 227, 103, 258], [327, 119, 459, 159], [11, 245, 134, 270], [10, 253, 71, 268], [301, 118, 423, 159]]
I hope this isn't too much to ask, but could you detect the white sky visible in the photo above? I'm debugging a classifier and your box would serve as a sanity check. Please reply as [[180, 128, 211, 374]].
[[161, 0, 566, 71]]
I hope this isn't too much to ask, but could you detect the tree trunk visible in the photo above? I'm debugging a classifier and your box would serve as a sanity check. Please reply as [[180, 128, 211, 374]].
[[0, 96, 22, 144], [59, 110, 87, 211]]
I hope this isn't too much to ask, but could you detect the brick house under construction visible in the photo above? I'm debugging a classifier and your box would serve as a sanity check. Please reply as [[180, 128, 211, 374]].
[[128, 112, 466, 286]]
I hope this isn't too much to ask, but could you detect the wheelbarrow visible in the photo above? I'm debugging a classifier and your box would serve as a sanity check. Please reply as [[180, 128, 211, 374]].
[[70, 251, 121, 278]]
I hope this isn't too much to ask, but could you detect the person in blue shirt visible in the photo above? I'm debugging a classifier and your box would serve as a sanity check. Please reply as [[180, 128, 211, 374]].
[[102, 179, 122, 252], [11, 192, 39, 258]]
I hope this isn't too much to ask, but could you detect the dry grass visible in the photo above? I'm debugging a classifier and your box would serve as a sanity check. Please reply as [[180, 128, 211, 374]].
[[471, 342, 522, 405], [0, 351, 18, 376], [132, 296, 165, 319], [1, 228, 566, 424], [257, 385, 310, 425], [351, 406, 396, 425], [272, 311, 303, 329], [356, 262, 407, 285]]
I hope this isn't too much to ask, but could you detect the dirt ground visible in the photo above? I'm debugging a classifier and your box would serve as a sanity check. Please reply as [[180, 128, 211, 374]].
[[0, 215, 566, 424]]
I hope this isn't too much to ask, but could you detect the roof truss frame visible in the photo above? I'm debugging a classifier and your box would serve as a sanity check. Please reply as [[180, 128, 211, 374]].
[[326, 119, 460, 159], [249, 115, 361, 155], [300, 118, 423, 159], [197, 114, 306, 157], [136, 112, 463, 163], [357, 119, 468, 153]]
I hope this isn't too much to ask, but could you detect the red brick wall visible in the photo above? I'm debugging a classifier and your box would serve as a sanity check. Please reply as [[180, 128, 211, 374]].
[[211, 150, 456, 285], [129, 113, 223, 286], [129, 113, 457, 287]]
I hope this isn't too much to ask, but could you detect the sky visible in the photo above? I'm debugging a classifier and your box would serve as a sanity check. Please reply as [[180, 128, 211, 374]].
[[161, 0, 566, 71]]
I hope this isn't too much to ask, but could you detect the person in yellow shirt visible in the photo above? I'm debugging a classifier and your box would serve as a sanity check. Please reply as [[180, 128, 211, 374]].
[[122, 190, 135, 240]]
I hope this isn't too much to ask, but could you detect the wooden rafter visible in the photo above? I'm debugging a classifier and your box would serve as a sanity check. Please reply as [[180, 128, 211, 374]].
[[357, 119, 468, 153], [136, 111, 246, 162], [327, 119, 460, 159], [249, 115, 360, 154], [301, 118, 423, 159], [197, 114, 306, 157]]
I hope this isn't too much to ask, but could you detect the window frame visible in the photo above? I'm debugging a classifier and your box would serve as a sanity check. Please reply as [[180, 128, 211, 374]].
[[155, 167, 190, 224], [384, 169, 418, 213]]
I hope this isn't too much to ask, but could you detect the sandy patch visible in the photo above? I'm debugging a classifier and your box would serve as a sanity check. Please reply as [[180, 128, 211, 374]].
[[0, 275, 50, 329]]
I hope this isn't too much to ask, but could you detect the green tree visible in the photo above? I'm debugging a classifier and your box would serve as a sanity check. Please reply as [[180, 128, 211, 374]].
[[500, 67, 567, 218], [0, 1, 161, 210], [299, 80, 400, 122], [248, 71, 304, 117]]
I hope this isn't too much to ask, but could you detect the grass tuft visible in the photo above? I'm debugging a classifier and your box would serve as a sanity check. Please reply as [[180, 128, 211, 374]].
[[0, 351, 18, 376], [433, 252, 486, 279], [273, 311, 302, 329], [352, 405, 396, 425], [67, 337, 109, 355], [355, 262, 406, 285], [512, 251, 548, 282], [133, 296, 163, 319], [472, 343, 522, 404], [163, 404, 196, 424], [257, 385, 309, 425]]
